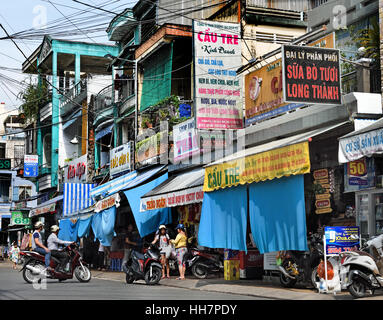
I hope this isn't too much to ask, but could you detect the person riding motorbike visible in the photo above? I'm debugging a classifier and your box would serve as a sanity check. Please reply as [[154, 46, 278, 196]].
[[47, 225, 73, 273], [31, 221, 52, 271], [151, 225, 171, 279]]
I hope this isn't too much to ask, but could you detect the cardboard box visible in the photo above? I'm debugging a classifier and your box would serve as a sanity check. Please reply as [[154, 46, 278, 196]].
[[224, 260, 240, 280]]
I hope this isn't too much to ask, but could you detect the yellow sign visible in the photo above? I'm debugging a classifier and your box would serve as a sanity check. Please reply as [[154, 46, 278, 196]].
[[203, 142, 310, 192]]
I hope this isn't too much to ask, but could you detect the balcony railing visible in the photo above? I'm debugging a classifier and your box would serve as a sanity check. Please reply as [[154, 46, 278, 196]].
[[59, 79, 87, 116], [94, 84, 114, 114], [246, 0, 309, 12]]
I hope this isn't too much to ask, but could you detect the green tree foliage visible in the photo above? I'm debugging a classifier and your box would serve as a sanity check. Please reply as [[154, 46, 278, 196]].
[[19, 81, 49, 121], [354, 17, 380, 64]]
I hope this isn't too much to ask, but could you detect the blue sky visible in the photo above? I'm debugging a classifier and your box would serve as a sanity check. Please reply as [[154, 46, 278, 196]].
[[0, 0, 136, 111]]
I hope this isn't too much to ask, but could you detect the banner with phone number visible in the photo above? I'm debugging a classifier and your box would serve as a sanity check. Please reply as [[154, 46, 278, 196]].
[[324, 226, 360, 256]]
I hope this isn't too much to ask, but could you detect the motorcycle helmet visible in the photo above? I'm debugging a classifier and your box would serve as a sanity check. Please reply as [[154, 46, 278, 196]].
[[158, 225, 166, 231], [34, 221, 44, 229], [50, 225, 60, 232], [176, 223, 185, 231]]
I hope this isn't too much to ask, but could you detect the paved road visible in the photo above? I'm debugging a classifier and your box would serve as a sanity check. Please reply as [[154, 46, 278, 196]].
[[0, 267, 263, 300]]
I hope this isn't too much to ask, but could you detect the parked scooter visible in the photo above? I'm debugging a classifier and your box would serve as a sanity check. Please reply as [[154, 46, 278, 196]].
[[183, 237, 224, 279], [339, 234, 383, 298], [122, 243, 163, 285], [20, 242, 91, 283], [277, 233, 324, 288]]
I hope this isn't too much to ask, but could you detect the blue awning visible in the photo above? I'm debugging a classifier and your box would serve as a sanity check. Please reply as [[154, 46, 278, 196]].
[[90, 165, 166, 200], [123, 173, 171, 237], [63, 109, 82, 130], [96, 124, 114, 141]]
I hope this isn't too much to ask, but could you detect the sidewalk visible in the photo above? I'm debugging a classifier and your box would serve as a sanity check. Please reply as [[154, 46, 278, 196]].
[[91, 269, 352, 300]]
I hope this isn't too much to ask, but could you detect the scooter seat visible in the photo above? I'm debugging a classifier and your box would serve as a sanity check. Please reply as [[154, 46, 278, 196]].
[[132, 251, 145, 260]]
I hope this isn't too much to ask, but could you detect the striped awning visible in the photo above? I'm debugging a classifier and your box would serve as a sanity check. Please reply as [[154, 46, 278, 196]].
[[90, 165, 166, 201], [63, 183, 95, 217]]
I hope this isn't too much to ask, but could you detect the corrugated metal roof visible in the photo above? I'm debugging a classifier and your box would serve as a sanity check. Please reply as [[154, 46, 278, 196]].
[[341, 117, 383, 139], [142, 168, 204, 198]]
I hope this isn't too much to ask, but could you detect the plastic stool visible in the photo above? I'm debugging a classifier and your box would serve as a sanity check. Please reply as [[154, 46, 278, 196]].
[[116, 259, 121, 271], [110, 259, 116, 271]]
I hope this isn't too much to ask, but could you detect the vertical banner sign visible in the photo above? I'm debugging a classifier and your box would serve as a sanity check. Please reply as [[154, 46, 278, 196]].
[[193, 20, 243, 129], [24, 155, 38, 178], [282, 45, 341, 105], [324, 226, 360, 255], [173, 119, 200, 163], [313, 169, 334, 214], [110, 142, 133, 177]]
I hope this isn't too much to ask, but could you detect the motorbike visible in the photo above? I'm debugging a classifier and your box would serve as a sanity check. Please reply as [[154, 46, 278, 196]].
[[122, 243, 163, 285], [19, 242, 91, 284], [183, 237, 224, 279], [338, 234, 383, 298], [277, 233, 324, 288]]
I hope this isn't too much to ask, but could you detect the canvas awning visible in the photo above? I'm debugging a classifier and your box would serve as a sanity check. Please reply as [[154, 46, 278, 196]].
[[63, 184, 95, 217], [96, 124, 114, 141], [204, 121, 350, 192], [90, 165, 166, 201], [29, 195, 63, 218], [140, 168, 204, 212], [338, 117, 383, 163]]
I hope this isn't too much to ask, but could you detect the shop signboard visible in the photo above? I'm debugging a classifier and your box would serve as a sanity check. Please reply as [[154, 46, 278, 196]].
[[282, 45, 341, 105], [23, 155, 38, 178], [29, 203, 56, 218], [64, 154, 87, 184], [245, 33, 335, 126], [0, 158, 11, 170], [110, 142, 133, 177], [263, 251, 279, 271], [338, 127, 383, 163], [344, 157, 375, 192], [10, 211, 30, 226], [313, 168, 334, 214], [135, 127, 168, 168], [193, 20, 243, 130], [94, 193, 120, 213], [199, 130, 228, 151], [203, 141, 310, 192], [140, 186, 204, 212], [173, 119, 200, 163], [324, 226, 360, 255]]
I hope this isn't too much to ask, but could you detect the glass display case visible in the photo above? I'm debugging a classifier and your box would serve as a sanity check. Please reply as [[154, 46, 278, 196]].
[[356, 189, 383, 238]]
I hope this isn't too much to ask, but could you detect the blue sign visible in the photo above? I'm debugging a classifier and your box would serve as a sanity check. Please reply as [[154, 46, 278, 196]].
[[324, 226, 360, 255], [24, 155, 38, 178]]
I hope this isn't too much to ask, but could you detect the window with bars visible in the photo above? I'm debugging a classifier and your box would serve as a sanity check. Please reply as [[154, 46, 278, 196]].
[[18, 186, 32, 201], [312, 0, 328, 8], [14, 145, 25, 161]]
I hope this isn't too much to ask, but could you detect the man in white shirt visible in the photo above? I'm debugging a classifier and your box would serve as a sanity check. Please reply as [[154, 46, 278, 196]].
[[47, 225, 72, 272]]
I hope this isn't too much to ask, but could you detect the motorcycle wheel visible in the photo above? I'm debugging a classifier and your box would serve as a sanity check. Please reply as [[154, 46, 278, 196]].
[[126, 272, 134, 284], [348, 278, 367, 299], [311, 266, 320, 289], [74, 265, 91, 283], [279, 259, 297, 288], [144, 266, 162, 285], [22, 262, 45, 284], [192, 262, 208, 279]]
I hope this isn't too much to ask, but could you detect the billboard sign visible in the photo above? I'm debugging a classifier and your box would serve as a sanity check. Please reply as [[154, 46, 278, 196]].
[[173, 119, 200, 163], [282, 44, 341, 105], [110, 142, 133, 177], [64, 154, 87, 184], [24, 155, 38, 178], [324, 226, 360, 256], [193, 20, 243, 129]]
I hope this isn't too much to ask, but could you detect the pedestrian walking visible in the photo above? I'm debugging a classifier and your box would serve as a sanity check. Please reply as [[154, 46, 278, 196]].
[[170, 224, 188, 280], [9, 242, 20, 270], [152, 225, 171, 279], [97, 243, 105, 271]]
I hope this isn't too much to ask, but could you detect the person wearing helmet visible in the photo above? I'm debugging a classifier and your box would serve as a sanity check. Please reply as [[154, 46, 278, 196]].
[[47, 225, 73, 273], [152, 225, 171, 279], [32, 221, 52, 271], [170, 223, 188, 280]]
